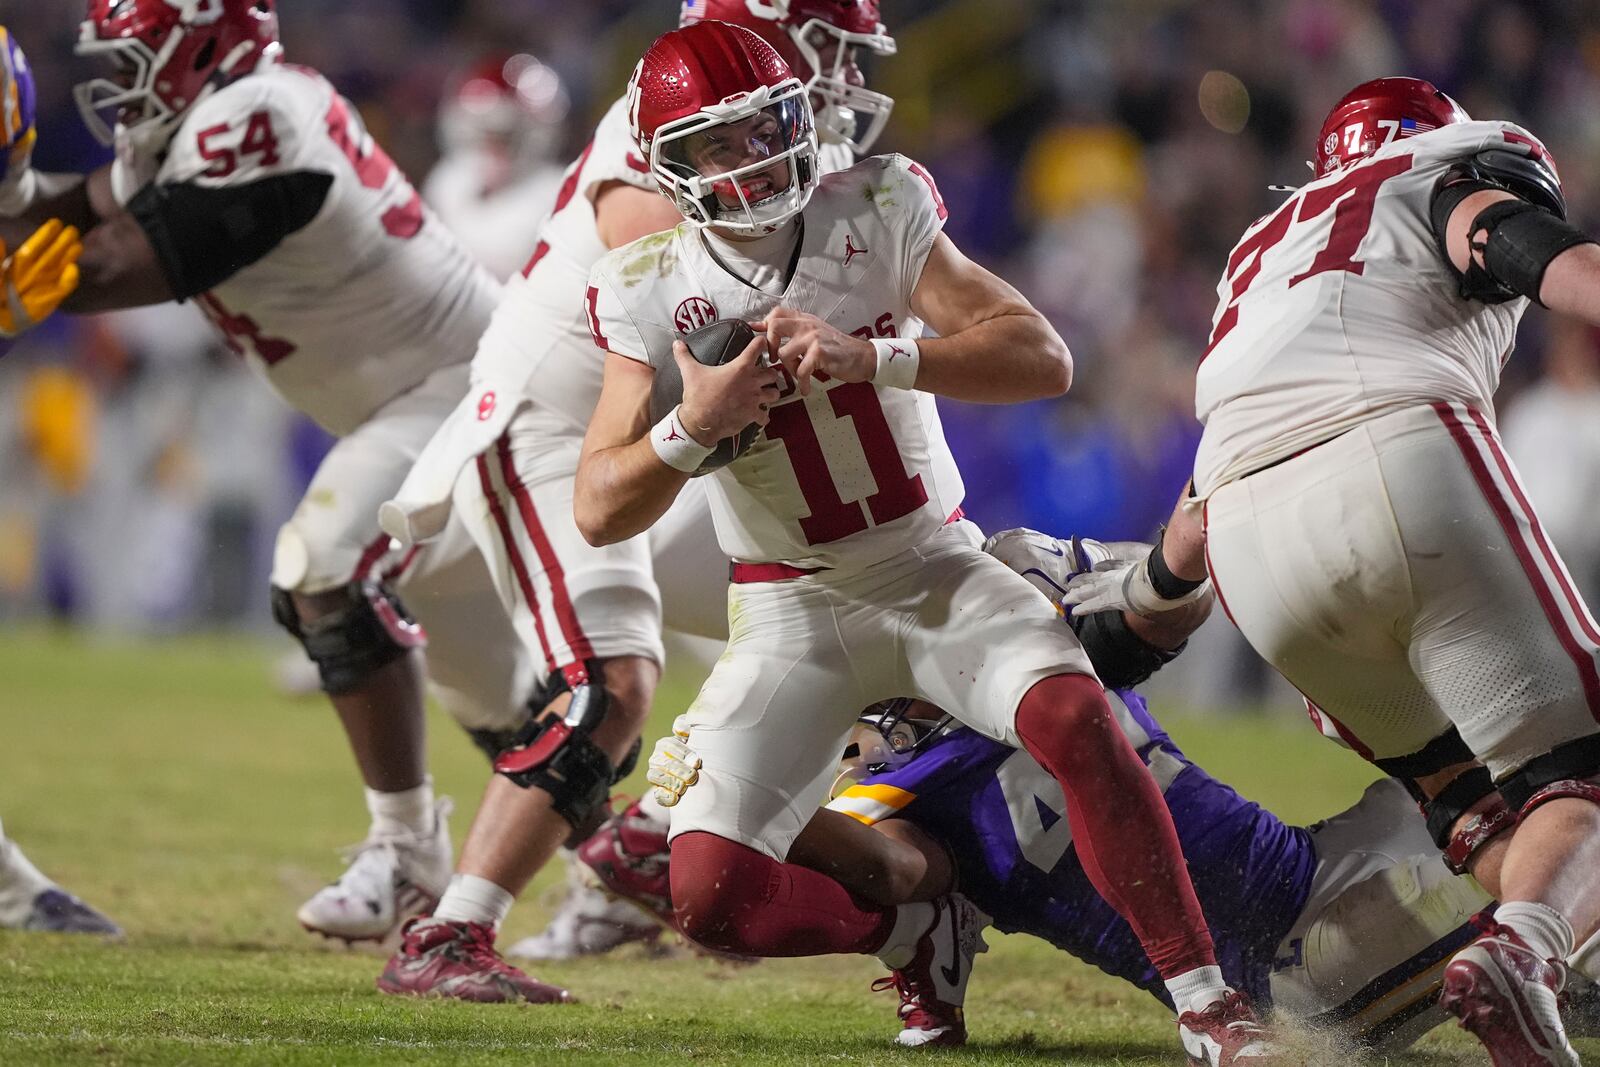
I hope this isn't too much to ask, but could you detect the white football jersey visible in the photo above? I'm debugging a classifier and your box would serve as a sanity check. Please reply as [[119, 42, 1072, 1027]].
[[111, 64, 500, 436], [467, 98, 857, 445], [589, 153, 964, 571], [423, 150, 563, 281], [1193, 120, 1545, 497]]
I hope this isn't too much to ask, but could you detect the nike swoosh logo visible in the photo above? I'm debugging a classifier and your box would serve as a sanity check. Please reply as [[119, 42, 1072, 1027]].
[[938, 905, 962, 987], [1040, 543, 1066, 557]]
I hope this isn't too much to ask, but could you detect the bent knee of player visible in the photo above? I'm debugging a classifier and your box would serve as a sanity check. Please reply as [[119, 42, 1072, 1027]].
[[587, 655, 660, 764], [669, 832, 754, 952]]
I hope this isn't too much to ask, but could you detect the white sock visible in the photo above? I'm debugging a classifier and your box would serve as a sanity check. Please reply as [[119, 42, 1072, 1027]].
[[365, 778, 435, 838], [634, 791, 671, 827], [433, 874, 515, 928], [0, 821, 57, 926], [875, 901, 935, 969], [1166, 964, 1229, 1016], [1569, 925, 1600, 981], [1498, 900, 1575, 963]]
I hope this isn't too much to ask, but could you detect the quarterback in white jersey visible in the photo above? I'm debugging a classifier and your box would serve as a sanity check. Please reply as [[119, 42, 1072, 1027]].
[[1065, 78, 1600, 1067], [0, 2, 540, 946], [423, 53, 568, 282], [571, 23, 1275, 1065], [375, 0, 896, 1002]]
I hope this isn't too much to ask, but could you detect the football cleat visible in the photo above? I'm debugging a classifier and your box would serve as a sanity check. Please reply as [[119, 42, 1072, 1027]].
[[1440, 922, 1580, 1067], [376, 916, 572, 1004], [1177, 990, 1276, 1066], [574, 799, 674, 929], [873, 894, 989, 1047], [504, 849, 663, 961], [22, 888, 122, 936], [297, 798, 452, 943]]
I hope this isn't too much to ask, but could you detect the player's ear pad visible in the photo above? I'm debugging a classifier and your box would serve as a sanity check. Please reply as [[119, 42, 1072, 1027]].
[[648, 318, 764, 476]]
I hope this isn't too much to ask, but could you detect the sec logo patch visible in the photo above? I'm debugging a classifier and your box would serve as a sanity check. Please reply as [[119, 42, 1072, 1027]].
[[674, 296, 718, 332]]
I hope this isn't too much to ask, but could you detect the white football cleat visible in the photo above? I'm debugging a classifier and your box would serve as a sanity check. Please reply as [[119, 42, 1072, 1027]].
[[504, 849, 663, 961], [0, 832, 121, 936], [874, 893, 990, 1047], [297, 798, 453, 943]]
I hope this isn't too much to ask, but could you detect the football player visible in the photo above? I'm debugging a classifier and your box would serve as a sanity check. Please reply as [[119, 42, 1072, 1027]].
[[564, 22, 1273, 1065], [423, 53, 568, 282], [626, 528, 1510, 1050], [373, 0, 900, 994], [0, 4, 544, 946], [1065, 78, 1600, 1066]]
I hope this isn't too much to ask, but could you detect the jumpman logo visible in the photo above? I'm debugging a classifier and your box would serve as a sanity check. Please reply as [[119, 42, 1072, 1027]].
[[886, 344, 909, 361], [843, 233, 868, 267], [662, 422, 685, 442]]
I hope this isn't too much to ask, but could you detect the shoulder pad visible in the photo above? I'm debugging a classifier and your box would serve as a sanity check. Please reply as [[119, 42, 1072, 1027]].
[[1448, 147, 1566, 219]]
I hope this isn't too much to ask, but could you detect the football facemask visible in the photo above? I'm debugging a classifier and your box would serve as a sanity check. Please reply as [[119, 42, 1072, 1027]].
[[789, 16, 895, 152], [654, 88, 819, 235], [831, 698, 953, 799]]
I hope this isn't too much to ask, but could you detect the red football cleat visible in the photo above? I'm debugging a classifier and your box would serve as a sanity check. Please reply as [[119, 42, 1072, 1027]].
[[873, 894, 989, 1047], [1440, 922, 1580, 1067], [575, 799, 674, 928], [376, 917, 573, 1004], [1177, 990, 1276, 1066]]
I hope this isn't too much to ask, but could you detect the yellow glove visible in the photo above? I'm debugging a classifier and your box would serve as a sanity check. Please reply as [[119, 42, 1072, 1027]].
[[0, 219, 81, 339], [646, 714, 701, 808]]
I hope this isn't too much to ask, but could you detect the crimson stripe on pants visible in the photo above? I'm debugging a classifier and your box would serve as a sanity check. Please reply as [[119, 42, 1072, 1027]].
[[1465, 405, 1600, 648], [477, 452, 557, 674], [1433, 402, 1600, 723], [496, 436, 595, 665]]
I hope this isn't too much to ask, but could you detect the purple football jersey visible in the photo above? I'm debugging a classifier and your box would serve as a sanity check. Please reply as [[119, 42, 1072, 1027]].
[[852, 689, 1316, 1007]]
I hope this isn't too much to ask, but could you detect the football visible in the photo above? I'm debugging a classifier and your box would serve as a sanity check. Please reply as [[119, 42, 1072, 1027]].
[[648, 317, 765, 476]]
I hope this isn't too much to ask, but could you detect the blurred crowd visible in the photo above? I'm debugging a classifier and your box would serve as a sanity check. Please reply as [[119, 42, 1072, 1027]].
[[3, 0, 1599, 706]]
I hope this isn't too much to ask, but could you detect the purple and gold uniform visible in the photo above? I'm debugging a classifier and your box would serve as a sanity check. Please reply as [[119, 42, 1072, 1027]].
[[829, 689, 1494, 1048]]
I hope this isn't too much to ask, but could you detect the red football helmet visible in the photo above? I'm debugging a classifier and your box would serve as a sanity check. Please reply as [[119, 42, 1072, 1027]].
[[629, 21, 818, 234], [75, 0, 282, 146], [680, 0, 895, 152], [1315, 77, 1469, 176], [439, 53, 569, 168]]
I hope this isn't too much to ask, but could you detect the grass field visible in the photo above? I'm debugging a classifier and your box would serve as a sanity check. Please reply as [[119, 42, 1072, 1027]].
[[0, 628, 1583, 1065]]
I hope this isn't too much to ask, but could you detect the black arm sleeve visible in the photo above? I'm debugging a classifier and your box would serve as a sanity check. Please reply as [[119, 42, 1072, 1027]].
[[125, 171, 333, 299]]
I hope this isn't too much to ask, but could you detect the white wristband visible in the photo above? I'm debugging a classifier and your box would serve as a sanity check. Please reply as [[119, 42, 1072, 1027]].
[[871, 337, 920, 390], [651, 405, 716, 473], [0, 169, 37, 218]]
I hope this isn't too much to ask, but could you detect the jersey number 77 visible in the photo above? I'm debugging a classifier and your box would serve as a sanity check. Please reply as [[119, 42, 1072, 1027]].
[[1202, 154, 1415, 360]]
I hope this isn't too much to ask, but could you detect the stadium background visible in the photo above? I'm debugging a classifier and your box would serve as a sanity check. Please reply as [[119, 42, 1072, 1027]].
[[5, 1, 1600, 679], [3, 3, 1600, 1064]]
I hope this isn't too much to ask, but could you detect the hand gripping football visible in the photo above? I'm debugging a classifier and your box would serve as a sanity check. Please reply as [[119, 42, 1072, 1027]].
[[648, 318, 764, 476]]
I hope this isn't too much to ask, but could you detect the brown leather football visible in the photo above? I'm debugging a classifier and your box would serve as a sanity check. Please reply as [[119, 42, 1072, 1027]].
[[648, 318, 764, 476]]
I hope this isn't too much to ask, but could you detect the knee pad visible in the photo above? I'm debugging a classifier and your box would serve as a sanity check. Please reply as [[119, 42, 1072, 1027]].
[[1417, 765, 1516, 876], [491, 661, 641, 830], [1499, 734, 1600, 812], [270, 580, 426, 695]]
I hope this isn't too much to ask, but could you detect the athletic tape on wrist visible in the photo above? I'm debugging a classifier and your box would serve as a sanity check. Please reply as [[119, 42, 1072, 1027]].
[[651, 405, 716, 473], [872, 337, 920, 390]]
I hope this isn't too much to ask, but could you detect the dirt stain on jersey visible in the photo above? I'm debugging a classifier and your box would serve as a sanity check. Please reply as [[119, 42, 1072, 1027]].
[[864, 183, 898, 209], [616, 229, 680, 288]]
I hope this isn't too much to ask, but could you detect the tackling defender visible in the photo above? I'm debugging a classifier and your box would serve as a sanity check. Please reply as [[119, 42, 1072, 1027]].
[[1067, 78, 1600, 1066], [374, 0, 900, 996], [0, 2, 544, 943], [566, 21, 1273, 1065]]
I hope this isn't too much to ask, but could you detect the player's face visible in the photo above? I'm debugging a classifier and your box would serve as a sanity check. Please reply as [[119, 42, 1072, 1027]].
[[682, 108, 794, 209]]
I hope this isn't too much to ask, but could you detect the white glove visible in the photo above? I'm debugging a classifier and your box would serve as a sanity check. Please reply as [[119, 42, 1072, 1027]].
[[646, 714, 701, 808], [1061, 549, 1211, 618]]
